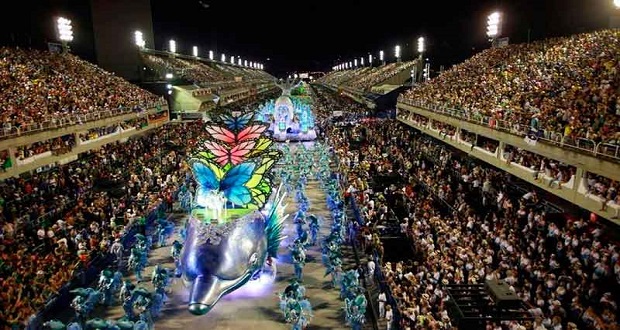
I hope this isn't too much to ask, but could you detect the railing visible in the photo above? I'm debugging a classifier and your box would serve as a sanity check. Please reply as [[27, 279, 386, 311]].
[[398, 98, 620, 162], [0, 103, 166, 141]]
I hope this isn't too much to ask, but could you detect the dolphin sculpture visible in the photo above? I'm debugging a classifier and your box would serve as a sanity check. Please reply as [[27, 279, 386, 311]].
[[179, 185, 288, 315]]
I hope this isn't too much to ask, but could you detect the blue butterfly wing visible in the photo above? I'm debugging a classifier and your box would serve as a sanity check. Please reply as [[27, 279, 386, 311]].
[[190, 160, 220, 190], [224, 186, 252, 206], [224, 112, 254, 130], [221, 163, 255, 205]]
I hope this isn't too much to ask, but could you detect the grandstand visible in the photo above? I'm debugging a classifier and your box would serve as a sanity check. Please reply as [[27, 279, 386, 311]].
[[139, 49, 277, 114], [396, 29, 620, 223], [314, 59, 418, 111]]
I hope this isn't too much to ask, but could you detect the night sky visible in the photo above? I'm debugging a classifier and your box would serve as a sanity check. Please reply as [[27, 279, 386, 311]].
[[4, 0, 618, 77]]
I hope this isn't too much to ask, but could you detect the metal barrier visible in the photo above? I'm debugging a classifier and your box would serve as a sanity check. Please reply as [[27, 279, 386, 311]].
[[397, 99, 620, 162], [0, 103, 166, 141]]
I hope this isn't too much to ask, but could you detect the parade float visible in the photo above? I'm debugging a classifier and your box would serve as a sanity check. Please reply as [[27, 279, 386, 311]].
[[178, 112, 288, 315], [256, 79, 317, 142]]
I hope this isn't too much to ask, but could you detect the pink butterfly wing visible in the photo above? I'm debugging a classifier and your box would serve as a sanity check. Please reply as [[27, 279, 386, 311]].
[[203, 140, 230, 166], [229, 140, 256, 164], [205, 125, 236, 144], [236, 125, 267, 142]]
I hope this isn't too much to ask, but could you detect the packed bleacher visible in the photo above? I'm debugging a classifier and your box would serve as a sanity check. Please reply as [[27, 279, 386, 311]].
[[0, 47, 165, 140], [327, 115, 620, 329], [0, 122, 208, 328], [399, 29, 620, 148], [317, 60, 417, 92], [140, 52, 274, 87]]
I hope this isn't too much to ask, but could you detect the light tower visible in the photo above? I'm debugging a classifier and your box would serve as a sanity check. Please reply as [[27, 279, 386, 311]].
[[487, 11, 502, 47], [395, 45, 401, 62], [379, 50, 385, 65], [56, 17, 74, 53], [169, 39, 176, 53], [192, 46, 198, 57], [417, 37, 425, 59]]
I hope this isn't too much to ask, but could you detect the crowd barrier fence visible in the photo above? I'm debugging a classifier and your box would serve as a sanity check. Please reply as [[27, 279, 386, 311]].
[[398, 99, 620, 162]]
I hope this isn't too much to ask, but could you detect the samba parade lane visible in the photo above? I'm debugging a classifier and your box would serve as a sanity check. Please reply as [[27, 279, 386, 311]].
[[93, 179, 348, 329]]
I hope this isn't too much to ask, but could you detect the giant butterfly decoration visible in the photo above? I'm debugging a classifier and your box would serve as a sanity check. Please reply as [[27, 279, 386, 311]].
[[190, 111, 281, 209]]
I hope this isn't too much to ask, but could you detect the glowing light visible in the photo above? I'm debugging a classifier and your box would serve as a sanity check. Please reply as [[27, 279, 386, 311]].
[[395, 45, 401, 59], [379, 50, 384, 61], [209, 50, 214, 60], [487, 12, 501, 38], [417, 37, 425, 53], [193, 46, 198, 57], [57, 17, 73, 42], [134, 31, 145, 48], [165, 73, 173, 79], [169, 39, 176, 53], [221, 53, 226, 62]]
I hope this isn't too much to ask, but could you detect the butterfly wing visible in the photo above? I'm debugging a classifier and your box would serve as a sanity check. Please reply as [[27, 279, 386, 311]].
[[220, 163, 256, 206], [228, 140, 257, 165], [189, 159, 223, 204], [221, 112, 254, 131], [189, 159, 220, 190], [235, 124, 268, 143], [202, 140, 230, 166], [205, 125, 236, 144], [245, 151, 282, 189], [246, 137, 274, 158]]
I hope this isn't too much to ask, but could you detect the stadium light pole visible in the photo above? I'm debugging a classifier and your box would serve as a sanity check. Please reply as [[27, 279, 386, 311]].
[[192, 46, 198, 57], [361, 57, 364, 66], [417, 37, 425, 59], [379, 50, 385, 65], [169, 39, 176, 53], [230, 56, 235, 65], [487, 11, 501, 47], [238, 58, 242, 66], [56, 17, 73, 53], [244, 59, 248, 67], [368, 54, 373, 67], [221, 53, 226, 62], [395, 45, 401, 62], [354, 59, 358, 67]]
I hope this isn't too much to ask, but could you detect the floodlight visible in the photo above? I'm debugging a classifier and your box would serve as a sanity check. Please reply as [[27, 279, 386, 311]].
[[369, 54, 373, 64], [395, 45, 401, 59], [354, 59, 358, 67], [57, 17, 73, 42], [134, 31, 145, 48], [417, 37, 425, 53], [165, 73, 173, 79], [361, 57, 364, 66], [209, 50, 214, 60], [221, 53, 226, 62], [231, 56, 235, 64], [193, 46, 198, 57], [379, 50, 384, 61], [169, 40, 176, 53]]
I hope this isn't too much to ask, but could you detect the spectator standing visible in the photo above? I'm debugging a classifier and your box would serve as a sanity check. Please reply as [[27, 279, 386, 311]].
[[378, 290, 387, 318]]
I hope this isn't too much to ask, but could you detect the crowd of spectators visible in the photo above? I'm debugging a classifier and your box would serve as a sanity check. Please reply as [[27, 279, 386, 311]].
[[0, 47, 164, 138], [318, 61, 417, 92], [0, 121, 207, 328], [328, 118, 620, 330], [15, 135, 76, 161], [140, 53, 274, 87], [348, 61, 416, 91], [399, 30, 620, 146]]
